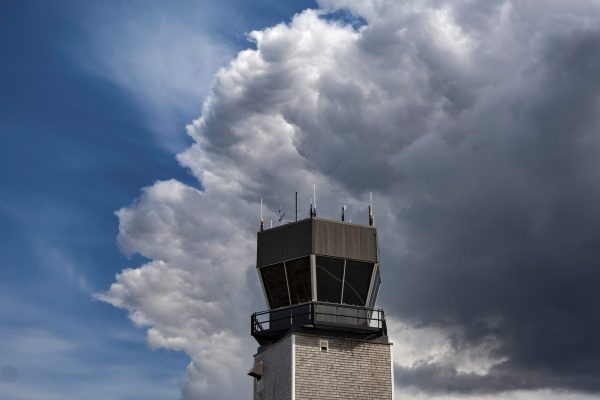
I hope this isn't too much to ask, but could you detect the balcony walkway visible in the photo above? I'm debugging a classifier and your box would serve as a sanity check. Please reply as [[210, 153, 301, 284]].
[[251, 302, 387, 345]]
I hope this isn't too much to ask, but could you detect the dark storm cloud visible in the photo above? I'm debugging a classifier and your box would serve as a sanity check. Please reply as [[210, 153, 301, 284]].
[[312, 0, 600, 394], [395, 361, 600, 394], [377, 6, 600, 394]]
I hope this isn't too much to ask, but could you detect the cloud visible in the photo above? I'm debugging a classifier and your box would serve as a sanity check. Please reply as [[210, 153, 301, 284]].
[[0, 327, 179, 400], [388, 318, 507, 377], [39, 245, 93, 294], [98, 180, 259, 398], [75, 1, 234, 151], [99, 0, 600, 398], [394, 388, 600, 400]]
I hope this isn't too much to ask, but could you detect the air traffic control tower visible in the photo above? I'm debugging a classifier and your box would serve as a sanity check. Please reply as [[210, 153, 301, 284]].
[[248, 211, 394, 399]]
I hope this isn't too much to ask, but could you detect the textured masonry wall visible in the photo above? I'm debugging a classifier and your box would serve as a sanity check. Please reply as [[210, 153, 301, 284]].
[[253, 335, 292, 400], [294, 334, 392, 400]]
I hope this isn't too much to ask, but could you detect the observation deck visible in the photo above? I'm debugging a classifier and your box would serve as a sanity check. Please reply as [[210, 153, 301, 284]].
[[251, 301, 387, 345]]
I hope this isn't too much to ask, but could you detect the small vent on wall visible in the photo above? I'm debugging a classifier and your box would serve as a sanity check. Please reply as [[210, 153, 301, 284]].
[[320, 339, 329, 352], [248, 362, 263, 380]]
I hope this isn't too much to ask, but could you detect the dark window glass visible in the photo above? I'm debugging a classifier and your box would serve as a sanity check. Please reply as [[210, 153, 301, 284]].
[[286, 257, 312, 305], [368, 268, 381, 309], [342, 260, 374, 306], [260, 263, 289, 309], [316, 256, 344, 303]]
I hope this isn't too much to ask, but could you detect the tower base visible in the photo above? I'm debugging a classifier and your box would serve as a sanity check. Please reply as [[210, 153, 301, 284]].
[[251, 333, 393, 400]]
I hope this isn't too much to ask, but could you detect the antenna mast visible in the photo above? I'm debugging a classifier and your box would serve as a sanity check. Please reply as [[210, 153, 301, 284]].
[[260, 198, 264, 231], [368, 192, 374, 226], [312, 184, 317, 217]]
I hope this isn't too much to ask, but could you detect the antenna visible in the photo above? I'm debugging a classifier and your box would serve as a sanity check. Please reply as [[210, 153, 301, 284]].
[[309, 198, 313, 218], [295, 191, 298, 222], [312, 184, 317, 217], [341, 205, 346, 221], [369, 192, 374, 226], [277, 205, 285, 223], [260, 198, 264, 231]]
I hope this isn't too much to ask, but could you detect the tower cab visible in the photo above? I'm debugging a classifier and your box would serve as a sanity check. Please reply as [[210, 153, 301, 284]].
[[251, 217, 386, 345]]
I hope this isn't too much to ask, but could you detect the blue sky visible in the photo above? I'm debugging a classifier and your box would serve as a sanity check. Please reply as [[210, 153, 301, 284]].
[[0, 1, 314, 398]]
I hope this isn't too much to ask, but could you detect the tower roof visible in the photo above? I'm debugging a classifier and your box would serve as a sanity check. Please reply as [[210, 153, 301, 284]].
[[257, 217, 378, 268]]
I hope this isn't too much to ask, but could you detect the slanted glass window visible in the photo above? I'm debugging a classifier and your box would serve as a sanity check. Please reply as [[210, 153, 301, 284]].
[[260, 263, 289, 309], [367, 267, 381, 309], [286, 257, 312, 305], [342, 260, 374, 306], [316, 256, 344, 303]]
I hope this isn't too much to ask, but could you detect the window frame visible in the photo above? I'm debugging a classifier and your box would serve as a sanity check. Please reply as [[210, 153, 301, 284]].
[[258, 256, 313, 309], [258, 255, 379, 309]]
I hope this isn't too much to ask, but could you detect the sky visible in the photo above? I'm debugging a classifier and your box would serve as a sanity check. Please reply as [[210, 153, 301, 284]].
[[1, 1, 600, 400]]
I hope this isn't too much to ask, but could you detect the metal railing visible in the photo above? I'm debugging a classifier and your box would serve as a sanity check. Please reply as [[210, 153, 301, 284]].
[[251, 302, 386, 337]]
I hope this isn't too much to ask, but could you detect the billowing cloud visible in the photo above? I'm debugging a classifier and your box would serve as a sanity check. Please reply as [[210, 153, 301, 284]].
[[99, 0, 600, 399], [97, 180, 261, 398]]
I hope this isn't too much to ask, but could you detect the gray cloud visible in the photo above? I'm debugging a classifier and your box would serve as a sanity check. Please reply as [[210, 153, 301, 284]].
[[380, 13, 600, 393], [100, 0, 600, 398]]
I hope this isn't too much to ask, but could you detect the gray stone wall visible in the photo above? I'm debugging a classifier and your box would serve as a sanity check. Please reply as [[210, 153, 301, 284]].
[[294, 334, 392, 400], [253, 335, 293, 400]]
